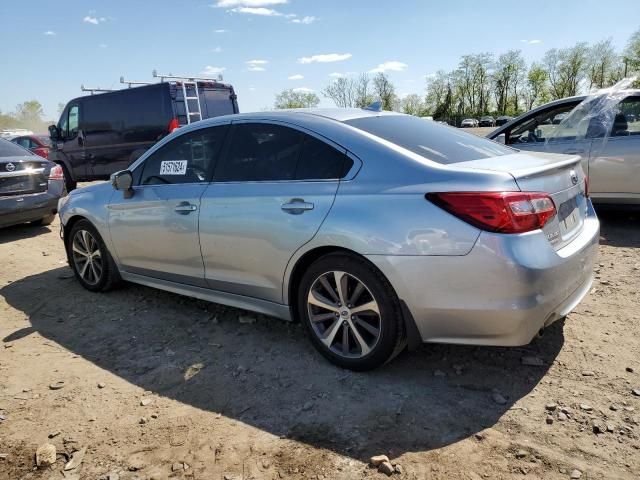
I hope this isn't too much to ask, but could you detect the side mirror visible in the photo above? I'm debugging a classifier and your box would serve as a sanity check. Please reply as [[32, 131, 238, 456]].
[[48, 124, 60, 141], [111, 170, 134, 198], [494, 133, 506, 144]]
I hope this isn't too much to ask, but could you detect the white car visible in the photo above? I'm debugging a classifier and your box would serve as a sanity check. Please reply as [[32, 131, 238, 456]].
[[460, 118, 478, 128]]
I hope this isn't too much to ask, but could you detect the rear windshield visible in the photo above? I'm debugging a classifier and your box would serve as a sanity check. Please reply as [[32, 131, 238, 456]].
[[0, 139, 34, 157], [344, 115, 513, 164]]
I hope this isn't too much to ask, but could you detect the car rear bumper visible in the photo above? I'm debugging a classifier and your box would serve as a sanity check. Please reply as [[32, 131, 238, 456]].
[[366, 200, 600, 346], [0, 182, 63, 228]]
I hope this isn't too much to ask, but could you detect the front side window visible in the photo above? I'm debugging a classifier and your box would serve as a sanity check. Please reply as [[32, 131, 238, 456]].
[[140, 126, 228, 185], [613, 97, 640, 137], [68, 105, 79, 138], [506, 103, 578, 144]]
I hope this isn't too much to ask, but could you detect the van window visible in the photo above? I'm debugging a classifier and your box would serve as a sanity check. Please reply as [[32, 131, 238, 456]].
[[140, 126, 227, 185], [68, 105, 79, 138]]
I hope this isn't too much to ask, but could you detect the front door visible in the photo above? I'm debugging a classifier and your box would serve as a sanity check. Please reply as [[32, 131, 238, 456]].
[[588, 96, 640, 197], [108, 125, 228, 286], [199, 121, 353, 304], [59, 104, 87, 180]]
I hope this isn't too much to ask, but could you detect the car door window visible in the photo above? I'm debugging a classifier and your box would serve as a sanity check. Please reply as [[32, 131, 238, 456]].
[[140, 126, 228, 185], [612, 97, 640, 137], [215, 123, 302, 181], [507, 103, 579, 144], [296, 133, 353, 180], [68, 105, 79, 138]]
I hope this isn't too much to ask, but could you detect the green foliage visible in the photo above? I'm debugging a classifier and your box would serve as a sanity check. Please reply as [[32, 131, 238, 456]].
[[274, 89, 320, 109]]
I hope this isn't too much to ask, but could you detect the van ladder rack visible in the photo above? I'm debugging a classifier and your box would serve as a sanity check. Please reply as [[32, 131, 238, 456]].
[[120, 76, 153, 88], [80, 84, 115, 95], [152, 71, 213, 125]]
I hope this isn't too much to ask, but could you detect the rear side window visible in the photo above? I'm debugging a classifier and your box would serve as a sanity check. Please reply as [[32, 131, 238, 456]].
[[345, 115, 514, 164], [296, 134, 352, 179], [216, 123, 352, 182], [140, 126, 227, 185], [216, 123, 302, 181]]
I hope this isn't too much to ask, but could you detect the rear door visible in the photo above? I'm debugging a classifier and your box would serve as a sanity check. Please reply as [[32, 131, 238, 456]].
[[198, 121, 352, 303], [108, 125, 228, 285], [588, 96, 640, 197]]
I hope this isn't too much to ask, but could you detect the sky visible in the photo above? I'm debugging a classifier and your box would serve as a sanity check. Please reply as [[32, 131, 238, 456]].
[[1, 0, 638, 120]]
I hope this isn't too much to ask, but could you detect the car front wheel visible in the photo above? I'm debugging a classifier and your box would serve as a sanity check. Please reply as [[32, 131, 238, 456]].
[[68, 220, 121, 292], [298, 253, 405, 371]]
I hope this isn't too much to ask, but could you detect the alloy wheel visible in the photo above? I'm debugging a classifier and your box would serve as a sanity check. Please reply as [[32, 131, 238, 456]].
[[71, 230, 103, 286], [307, 271, 381, 358]]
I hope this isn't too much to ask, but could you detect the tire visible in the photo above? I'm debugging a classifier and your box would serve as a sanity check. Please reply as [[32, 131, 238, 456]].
[[58, 163, 77, 192], [67, 219, 121, 292], [298, 253, 405, 371], [32, 214, 55, 226]]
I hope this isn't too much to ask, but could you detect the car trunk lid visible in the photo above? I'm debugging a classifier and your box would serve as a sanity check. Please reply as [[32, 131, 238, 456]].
[[455, 151, 588, 250], [0, 157, 50, 196]]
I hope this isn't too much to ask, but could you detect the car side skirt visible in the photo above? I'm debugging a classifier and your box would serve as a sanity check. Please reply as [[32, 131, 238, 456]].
[[120, 271, 292, 321]]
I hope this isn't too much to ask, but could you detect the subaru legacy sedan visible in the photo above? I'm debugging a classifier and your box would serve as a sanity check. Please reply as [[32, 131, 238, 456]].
[[58, 109, 599, 370]]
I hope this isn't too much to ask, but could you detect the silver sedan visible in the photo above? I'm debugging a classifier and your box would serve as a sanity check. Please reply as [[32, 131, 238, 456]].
[[488, 89, 640, 205], [58, 108, 599, 370]]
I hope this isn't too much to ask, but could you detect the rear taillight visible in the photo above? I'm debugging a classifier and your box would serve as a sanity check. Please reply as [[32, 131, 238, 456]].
[[49, 164, 64, 181], [167, 118, 180, 133], [427, 191, 556, 234], [33, 147, 49, 159]]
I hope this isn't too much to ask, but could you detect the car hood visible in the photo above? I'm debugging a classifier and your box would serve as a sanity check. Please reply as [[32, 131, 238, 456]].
[[69, 181, 112, 196]]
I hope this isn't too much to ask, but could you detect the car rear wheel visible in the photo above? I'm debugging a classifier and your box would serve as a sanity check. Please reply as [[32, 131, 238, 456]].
[[68, 220, 121, 292], [298, 253, 405, 371]]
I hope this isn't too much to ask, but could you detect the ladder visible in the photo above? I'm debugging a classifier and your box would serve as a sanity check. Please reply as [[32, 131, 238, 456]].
[[180, 81, 203, 125], [152, 70, 223, 126]]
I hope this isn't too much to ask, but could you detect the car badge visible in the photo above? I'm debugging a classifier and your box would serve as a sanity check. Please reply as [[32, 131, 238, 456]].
[[570, 170, 578, 185], [6, 162, 16, 172]]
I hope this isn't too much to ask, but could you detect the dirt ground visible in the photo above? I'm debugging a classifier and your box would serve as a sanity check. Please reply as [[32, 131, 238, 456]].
[[1, 204, 639, 480]]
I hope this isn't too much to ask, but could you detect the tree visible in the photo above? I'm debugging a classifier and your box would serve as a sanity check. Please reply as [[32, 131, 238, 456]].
[[322, 74, 375, 108], [524, 63, 549, 110], [15, 100, 44, 124], [624, 28, 640, 73], [401, 94, 426, 116], [493, 50, 526, 115], [274, 89, 320, 109], [372, 73, 397, 110], [544, 43, 589, 99], [586, 39, 619, 90]]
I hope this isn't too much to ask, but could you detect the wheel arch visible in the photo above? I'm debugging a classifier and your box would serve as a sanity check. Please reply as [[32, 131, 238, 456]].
[[286, 245, 422, 351]]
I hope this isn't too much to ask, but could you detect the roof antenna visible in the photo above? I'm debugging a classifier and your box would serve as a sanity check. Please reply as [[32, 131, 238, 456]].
[[363, 100, 383, 112]]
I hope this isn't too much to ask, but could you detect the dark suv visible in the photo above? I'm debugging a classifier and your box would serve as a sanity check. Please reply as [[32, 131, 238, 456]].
[[49, 81, 238, 191]]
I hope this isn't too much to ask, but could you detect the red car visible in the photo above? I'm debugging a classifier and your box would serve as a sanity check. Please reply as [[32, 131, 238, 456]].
[[11, 135, 51, 159]]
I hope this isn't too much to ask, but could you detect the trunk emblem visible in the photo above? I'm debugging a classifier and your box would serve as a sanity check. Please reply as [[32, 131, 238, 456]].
[[570, 170, 578, 185], [6, 162, 16, 172]]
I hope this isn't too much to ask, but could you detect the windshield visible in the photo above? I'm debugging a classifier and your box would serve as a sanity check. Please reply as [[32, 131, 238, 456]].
[[37, 135, 52, 146], [345, 115, 514, 164], [0, 139, 35, 157]]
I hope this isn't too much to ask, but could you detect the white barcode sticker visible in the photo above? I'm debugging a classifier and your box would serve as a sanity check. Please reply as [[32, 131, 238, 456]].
[[159, 160, 187, 175]]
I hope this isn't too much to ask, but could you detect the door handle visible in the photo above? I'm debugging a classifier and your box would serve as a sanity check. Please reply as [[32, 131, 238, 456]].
[[281, 199, 314, 214], [174, 202, 198, 214], [563, 148, 584, 155]]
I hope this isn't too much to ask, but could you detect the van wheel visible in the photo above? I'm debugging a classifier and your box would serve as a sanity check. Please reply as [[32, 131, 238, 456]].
[[67, 220, 121, 292], [298, 253, 405, 371], [59, 163, 76, 192]]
